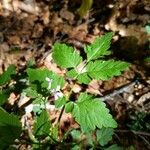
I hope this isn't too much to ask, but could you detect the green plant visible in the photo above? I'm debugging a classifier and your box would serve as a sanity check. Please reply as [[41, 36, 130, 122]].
[[128, 111, 150, 132], [144, 25, 150, 62], [0, 32, 129, 149], [77, 0, 93, 18]]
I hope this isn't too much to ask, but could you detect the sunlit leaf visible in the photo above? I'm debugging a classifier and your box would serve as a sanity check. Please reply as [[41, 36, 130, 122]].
[[27, 68, 65, 89], [72, 93, 117, 133], [84, 33, 112, 62], [87, 60, 129, 80], [0, 65, 16, 86], [34, 110, 51, 136], [52, 43, 82, 68]]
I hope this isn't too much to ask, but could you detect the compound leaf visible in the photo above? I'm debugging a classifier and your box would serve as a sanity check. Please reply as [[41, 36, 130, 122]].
[[34, 110, 51, 136], [96, 128, 114, 146], [0, 107, 22, 149], [0, 65, 16, 86], [87, 60, 129, 80], [52, 43, 82, 68], [72, 93, 117, 133], [27, 68, 65, 90], [67, 69, 91, 84], [84, 33, 112, 62], [77, 73, 91, 84], [55, 96, 66, 108]]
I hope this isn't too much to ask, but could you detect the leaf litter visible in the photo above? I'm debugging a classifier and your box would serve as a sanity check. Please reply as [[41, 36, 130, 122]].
[[0, 0, 150, 149]]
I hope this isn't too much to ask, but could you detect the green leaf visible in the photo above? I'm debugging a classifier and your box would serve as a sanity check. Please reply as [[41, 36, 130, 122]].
[[67, 69, 78, 78], [52, 43, 82, 68], [87, 60, 129, 80], [144, 57, 150, 62], [145, 25, 150, 34], [77, 73, 91, 84], [65, 101, 74, 113], [24, 88, 39, 99], [71, 145, 81, 150], [27, 68, 65, 89], [0, 107, 22, 149], [55, 97, 66, 108], [0, 89, 10, 105], [0, 65, 16, 86], [96, 128, 114, 146], [67, 69, 91, 84], [34, 110, 51, 136], [72, 93, 117, 133], [68, 60, 128, 84], [84, 33, 112, 62], [105, 144, 123, 150], [71, 130, 81, 141]]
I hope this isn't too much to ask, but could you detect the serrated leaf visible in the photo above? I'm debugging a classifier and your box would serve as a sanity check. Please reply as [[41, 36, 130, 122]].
[[67, 69, 78, 78], [52, 43, 82, 68], [55, 96, 66, 108], [67, 69, 91, 84], [0, 65, 16, 86], [24, 88, 39, 99], [105, 144, 123, 150], [72, 93, 117, 133], [0, 107, 22, 149], [77, 73, 91, 84], [34, 110, 51, 136], [87, 60, 129, 80], [0, 89, 10, 105], [84, 33, 112, 62], [96, 128, 114, 146], [27, 68, 65, 89]]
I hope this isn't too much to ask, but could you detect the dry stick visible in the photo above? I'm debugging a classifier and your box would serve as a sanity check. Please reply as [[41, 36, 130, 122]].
[[116, 129, 150, 137], [99, 80, 138, 101], [115, 129, 150, 148], [138, 135, 150, 147]]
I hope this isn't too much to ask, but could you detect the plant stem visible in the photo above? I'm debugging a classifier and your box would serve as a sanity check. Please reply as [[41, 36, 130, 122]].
[[57, 105, 65, 124]]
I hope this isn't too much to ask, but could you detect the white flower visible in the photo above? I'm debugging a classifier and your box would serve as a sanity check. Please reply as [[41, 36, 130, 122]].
[[25, 104, 33, 113], [56, 85, 61, 91], [54, 91, 63, 100], [46, 104, 55, 111], [45, 77, 53, 89], [51, 85, 63, 100]]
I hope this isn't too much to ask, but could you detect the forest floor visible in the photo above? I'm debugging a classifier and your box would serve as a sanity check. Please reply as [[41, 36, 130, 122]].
[[0, 0, 150, 149]]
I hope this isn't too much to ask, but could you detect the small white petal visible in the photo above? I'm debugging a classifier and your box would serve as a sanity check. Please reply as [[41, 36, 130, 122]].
[[46, 104, 55, 111], [51, 89, 55, 93], [56, 85, 61, 91], [45, 77, 53, 89], [54, 91, 63, 100], [25, 104, 33, 113]]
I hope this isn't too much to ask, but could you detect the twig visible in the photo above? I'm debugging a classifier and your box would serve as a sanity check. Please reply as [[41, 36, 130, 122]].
[[138, 135, 150, 147], [25, 116, 39, 143], [57, 105, 65, 124], [99, 80, 138, 101], [115, 129, 150, 137]]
